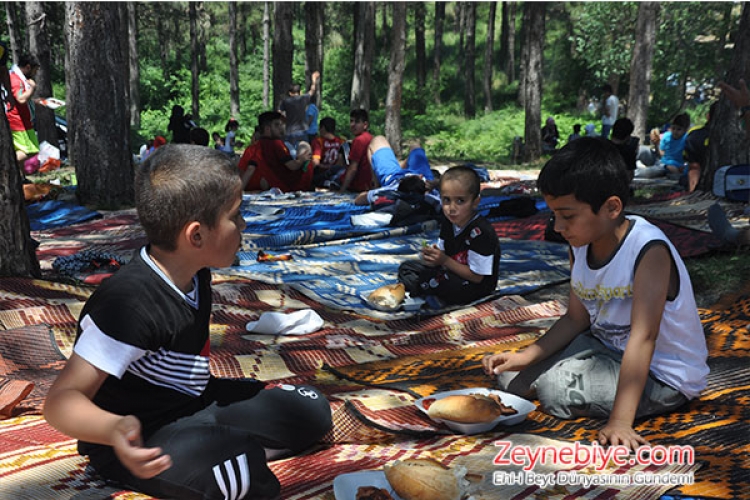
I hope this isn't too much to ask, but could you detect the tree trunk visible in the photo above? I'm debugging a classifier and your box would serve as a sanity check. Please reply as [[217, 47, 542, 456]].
[[628, 2, 659, 144], [273, 1, 294, 109], [304, 2, 324, 107], [351, 2, 374, 111], [522, 2, 545, 162], [229, 1, 240, 117], [517, 5, 527, 107], [5, 1, 23, 63], [0, 105, 40, 277], [457, 2, 465, 77], [380, 3, 389, 53], [505, 2, 517, 83], [385, 2, 406, 156], [189, 2, 200, 120], [701, 2, 750, 191], [126, 2, 140, 129], [483, 2, 497, 113], [238, 3, 247, 60], [263, 1, 270, 109], [414, 1, 426, 113], [25, 2, 58, 147], [156, 4, 169, 81], [433, 2, 445, 105], [464, 2, 476, 118], [65, 2, 133, 209]]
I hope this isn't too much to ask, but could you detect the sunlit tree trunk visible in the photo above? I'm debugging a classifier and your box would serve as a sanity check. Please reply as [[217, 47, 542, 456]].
[[273, 1, 293, 108], [464, 2, 476, 118], [702, 3, 750, 191], [5, 1, 23, 63], [523, 2, 545, 162], [229, 1, 240, 117], [433, 2, 445, 105], [189, 2, 200, 120], [126, 2, 140, 129], [25, 2, 58, 146], [628, 2, 659, 144], [263, 1, 270, 108], [483, 2, 497, 113], [305, 2, 324, 107], [414, 2, 426, 114], [351, 2, 374, 110], [385, 2, 406, 156], [65, 2, 133, 208]]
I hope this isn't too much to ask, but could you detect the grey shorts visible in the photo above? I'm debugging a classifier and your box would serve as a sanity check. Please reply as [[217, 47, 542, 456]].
[[497, 333, 687, 420]]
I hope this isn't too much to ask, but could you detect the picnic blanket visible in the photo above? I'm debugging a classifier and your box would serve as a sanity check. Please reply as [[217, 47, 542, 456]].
[[26, 199, 101, 231]]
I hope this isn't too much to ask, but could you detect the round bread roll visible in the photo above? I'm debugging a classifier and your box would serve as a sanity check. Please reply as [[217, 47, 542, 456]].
[[383, 458, 467, 500], [427, 394, 509, 423], [368, 283, 406, 310]]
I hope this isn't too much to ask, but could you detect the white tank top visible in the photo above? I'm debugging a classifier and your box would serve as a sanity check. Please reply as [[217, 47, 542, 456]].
[[570, 216, 708, 399]]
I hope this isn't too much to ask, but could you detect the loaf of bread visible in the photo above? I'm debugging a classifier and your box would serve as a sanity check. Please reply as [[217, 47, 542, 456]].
[[367, 283, 406, 310], [383, 458, 467, 500], [426, 393, 517, 423]]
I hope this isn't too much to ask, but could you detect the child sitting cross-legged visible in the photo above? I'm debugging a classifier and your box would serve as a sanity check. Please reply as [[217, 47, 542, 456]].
[[398, 165, 501, 307], [44, 145, 332, 500], [482, 137, 709, 451]]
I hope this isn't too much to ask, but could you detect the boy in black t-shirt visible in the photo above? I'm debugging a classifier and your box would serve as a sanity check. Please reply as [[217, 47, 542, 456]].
[[44, 145, 332, 500], [399, 166, 501, 306]]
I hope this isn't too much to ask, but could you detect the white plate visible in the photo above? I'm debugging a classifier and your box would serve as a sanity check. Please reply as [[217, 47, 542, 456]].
[[415, 387, 536, 435], [39, 97, 65, 109], [333, 470, 403, 500]]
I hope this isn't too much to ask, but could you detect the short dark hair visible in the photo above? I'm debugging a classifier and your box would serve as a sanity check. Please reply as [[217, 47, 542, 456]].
[[537, 137, 629, 213], [190, 127, 210, 146], [288, 84, 301, 94], [611, 118, 634, 140], [398, 175, 427, 195], [135, 145, 242, 251], [258, 111, 283, 131], [320, 117, 336, 134], [17, 53, 39, 68], [440, 165, 481, 199], [672, 112, 690, 129], [350, 109, 369, 123]]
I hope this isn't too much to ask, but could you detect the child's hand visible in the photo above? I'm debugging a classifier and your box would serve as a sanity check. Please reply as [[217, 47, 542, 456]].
[[420, 244, 445, 266], [112, 415, 172, 479], [598, 419, 649, 452], [482, 351, 526, 375]]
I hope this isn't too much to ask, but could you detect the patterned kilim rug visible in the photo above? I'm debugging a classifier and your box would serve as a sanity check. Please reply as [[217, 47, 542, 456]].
[[322, 287, 750, 500]]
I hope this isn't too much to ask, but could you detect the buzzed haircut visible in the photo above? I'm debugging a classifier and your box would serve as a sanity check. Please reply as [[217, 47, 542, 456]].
[[537, 137, 630, 213], [258, 111, 283, 131], [319, 117, 336, 134], [296, 141, 311, 157], [135, 145, 242, 251], [397, 175, 427, 195], [190, 127, 210, 146], [440, 165, 481, 199], [350, 108, 369, 123]]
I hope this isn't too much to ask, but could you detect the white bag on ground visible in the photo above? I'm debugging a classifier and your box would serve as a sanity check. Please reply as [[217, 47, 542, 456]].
[[245, 309, 324, 336], [37, 141, 60, 164]]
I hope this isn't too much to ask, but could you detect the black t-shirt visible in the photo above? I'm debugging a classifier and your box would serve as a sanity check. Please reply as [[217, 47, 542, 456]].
[[74, 249, 213, 454], [439, 215, 501, 293]]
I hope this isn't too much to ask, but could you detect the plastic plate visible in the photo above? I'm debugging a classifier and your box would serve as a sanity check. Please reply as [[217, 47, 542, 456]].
[[333, 470, 403, 500], [415, 387, 536, 435]]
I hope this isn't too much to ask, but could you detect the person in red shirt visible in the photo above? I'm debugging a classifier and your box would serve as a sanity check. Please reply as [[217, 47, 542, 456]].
[[338, 108, 374, 193], [238, 111, 313, 192], [6, 54, 41, 173], [310, 116, 345, 188]]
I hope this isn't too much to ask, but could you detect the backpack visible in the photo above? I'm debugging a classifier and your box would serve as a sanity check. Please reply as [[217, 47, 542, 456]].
[[713, 164, 750, 202]]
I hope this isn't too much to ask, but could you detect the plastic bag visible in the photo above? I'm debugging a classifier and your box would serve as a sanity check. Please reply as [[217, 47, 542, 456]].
[[37, 141, 60, 164]]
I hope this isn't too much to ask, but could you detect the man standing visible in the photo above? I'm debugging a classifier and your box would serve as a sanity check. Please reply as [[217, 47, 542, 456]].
[[278, 71, 319, 157], [600, 84, 619, 139], [6, 54, 41, 174]]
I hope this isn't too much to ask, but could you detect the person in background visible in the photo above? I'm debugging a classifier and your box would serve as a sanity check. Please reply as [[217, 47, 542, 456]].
[[609, 117, 638, 182], [584, 123, 599, 137], [167, 105, 192, 144], [44, 144, 332, 500], [600, 84, 619, 139], [567, 124, 582, 143], [660, 112, 690, 178], [212, 131, 225, 151], [311, 117, 345, 188], [541, 117, 560, 153], [484, 137, 708, 452], [338, 108, 374, 193], [189, 127, 210, 147], [6, 53, 41, 176], [683, 102, 716, 193], [222, 118, 239, 155], [278, 71, 320, 158], [305, 101, 319, 143]]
